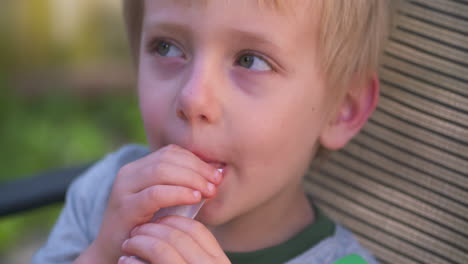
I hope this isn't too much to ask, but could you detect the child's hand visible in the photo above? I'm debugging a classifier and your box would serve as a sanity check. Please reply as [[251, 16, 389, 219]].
[[82, 145, 222, 263], [119, 216, 231, 264]]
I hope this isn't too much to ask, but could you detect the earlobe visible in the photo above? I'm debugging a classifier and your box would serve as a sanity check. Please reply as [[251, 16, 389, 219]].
[[320, 75, 380, 150]]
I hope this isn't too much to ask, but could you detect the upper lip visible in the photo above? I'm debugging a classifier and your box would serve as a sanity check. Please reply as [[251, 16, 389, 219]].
[[186, 148, 226, 167]]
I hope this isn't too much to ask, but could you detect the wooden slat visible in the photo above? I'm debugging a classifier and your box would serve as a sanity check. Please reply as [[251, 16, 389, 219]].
[[409, 0, 468, 19], [364, 120, 467, 175], [386, 41, 467, 82], [308, 168, 468, 248], [380, 80, 468, 128], [352, 131, 468, 191], [380, 67, 468, 113], [391, 28, 468, 69], [401, 1, 468, 34], [370, 110, 468, 160], [335, 144, 468, 215], [378, 97, 466, 145], [315, 201, 436, 264], [317, 150, 468, 231], [395, 14, 468, 50], [381, 54, 467, 96]]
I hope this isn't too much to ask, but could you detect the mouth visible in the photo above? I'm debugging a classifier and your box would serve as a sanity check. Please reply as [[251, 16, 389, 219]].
[[190, 150, 227, 170], [207, 162, 227, 170]]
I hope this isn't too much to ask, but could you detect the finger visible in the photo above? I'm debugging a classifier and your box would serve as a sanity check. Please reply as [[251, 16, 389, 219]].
[[165, 146, 223, 184], [139, 144, 221, 185], [122, 235, 187, 264], [118, 147, 221, 194], [118, 256, 147, 264], [130, 223, 213, 263], [126, 185, 202, 222], [157, 216, 224, 258], [135, 163, 219, 198]]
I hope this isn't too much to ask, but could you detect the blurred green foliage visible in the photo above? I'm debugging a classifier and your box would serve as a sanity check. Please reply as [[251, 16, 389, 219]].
[[0, 0, 145, 260], [0, 79, 146, 256], [0, 87, 145, 182]]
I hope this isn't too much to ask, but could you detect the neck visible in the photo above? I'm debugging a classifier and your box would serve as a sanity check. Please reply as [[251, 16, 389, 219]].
[[209, 184, 314, 252]]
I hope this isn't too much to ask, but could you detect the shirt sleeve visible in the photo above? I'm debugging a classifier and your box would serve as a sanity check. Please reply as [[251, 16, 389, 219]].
[[30, 150, 123, 263], [31, 144, 149, 264], [31, 172, 97, 264], [32, 159, 114, 264]]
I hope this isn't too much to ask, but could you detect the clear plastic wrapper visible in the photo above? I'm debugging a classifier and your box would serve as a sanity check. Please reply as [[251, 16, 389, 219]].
[[150, 199, 206, 221]]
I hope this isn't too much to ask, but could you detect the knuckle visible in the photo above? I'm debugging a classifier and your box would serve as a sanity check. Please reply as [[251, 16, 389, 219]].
[[151, 239, 170, 257], [142, 163, 157, 176], [157, 150, 177, 166], [155, 162, 170, 175], [115, 196, 131, 218], [188, 220, 205, 235], [118, 163, 134, 178], [198, 163, 214, 179], [166, 228, 185, 243], [162, 144, 178, 155], [145, 163, 169, 181], [196, 177, 206, 190], [146, 186, 161, 201], [166, 144, 178, 150], [133, 224, 149, 235]]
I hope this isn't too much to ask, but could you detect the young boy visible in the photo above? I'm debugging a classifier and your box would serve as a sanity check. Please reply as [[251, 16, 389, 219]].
[[33, 0, 392, 263]]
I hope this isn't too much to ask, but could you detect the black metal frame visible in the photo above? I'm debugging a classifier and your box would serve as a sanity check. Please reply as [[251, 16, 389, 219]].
[[0, 164, 93, 217]]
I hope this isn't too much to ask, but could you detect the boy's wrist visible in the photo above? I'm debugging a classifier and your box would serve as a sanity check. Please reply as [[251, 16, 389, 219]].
[[73, 237, 115, 264], [73, 243, 100, 264]]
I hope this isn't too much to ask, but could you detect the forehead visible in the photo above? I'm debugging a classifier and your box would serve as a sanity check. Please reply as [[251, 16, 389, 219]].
[[143, 0, 318, 22], [161, 0, 300, 12], [142, 0, 320, 45]]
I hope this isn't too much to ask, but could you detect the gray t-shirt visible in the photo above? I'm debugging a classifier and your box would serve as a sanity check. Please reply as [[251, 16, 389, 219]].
[[32, 144, 378, 264]]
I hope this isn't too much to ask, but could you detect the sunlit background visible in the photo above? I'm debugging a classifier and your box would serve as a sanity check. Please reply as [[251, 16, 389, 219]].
[[0, 1, 146, 262]]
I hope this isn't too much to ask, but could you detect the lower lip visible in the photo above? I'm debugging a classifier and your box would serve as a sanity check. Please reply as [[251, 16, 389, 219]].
[[208, 162, 226, 169]]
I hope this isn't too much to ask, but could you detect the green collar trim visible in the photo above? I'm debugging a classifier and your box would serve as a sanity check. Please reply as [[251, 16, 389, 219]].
[[225, 201, 336, 264]]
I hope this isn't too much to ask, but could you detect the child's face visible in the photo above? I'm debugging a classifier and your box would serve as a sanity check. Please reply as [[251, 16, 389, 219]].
[[138, 0, 329, 225]]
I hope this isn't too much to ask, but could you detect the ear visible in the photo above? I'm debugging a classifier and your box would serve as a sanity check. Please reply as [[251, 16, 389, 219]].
[[319, 74, 380, 150]]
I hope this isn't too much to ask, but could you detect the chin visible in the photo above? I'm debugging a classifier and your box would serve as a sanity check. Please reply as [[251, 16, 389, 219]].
[[195, 199, 231, 226]]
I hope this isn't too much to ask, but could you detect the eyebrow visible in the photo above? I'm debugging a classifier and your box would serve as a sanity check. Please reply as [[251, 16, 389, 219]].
[[224, 27, 283, 54], [142, 20, 193, 39]]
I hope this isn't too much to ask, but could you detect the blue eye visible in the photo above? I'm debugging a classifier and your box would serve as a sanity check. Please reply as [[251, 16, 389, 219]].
[[237, 54, 272, 71], [155, 40, 183, 57]]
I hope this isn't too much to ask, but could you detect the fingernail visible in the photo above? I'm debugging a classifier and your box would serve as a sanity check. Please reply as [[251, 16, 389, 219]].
[[193, 190, 201, 199], [119, 256, 127, 263], [214, 169, 223, 182], [207, 182, 215, 193], [131, 226, 139, 236], [122, 239, 129, 248]]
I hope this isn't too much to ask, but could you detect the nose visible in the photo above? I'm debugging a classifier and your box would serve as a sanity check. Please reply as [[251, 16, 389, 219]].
[[176, 61, 222, 125]]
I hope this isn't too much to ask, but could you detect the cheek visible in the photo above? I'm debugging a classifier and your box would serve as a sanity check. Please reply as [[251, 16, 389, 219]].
[[215, 96, 324, 222], [235, 90, 327, 182], [138, 66, 175, 149], [230, 69, 275, 96]]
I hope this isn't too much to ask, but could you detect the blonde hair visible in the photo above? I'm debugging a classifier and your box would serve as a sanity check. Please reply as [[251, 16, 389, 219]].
[[318, 0, 394, 109]]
